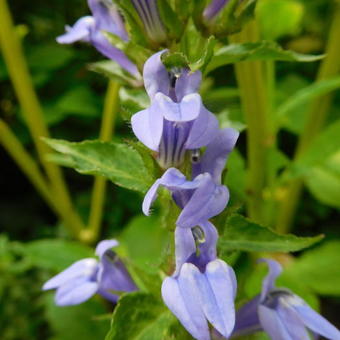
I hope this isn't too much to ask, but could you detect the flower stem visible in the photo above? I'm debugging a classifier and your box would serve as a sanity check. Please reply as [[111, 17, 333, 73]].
[[276, 2, 340, 233], [82, 81, 120, 243], [229, 20, 269, 223], [0, 0, 84, 236]]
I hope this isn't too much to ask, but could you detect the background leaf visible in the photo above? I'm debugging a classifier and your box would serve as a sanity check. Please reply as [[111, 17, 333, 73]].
[[219, 214, 323, 252], [206, 41, 323, 73]]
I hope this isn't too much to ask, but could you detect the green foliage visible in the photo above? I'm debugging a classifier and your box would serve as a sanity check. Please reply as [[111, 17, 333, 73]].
[[256, 0, 304, 40], [44, 293, 109, 340], [44, 138, 153, 193], [219, 214, 323, 252], [105, 292, 181, 340], [283, 241, 340, 296], [23, 239, 93, 271], [206, 41, 323, 73]]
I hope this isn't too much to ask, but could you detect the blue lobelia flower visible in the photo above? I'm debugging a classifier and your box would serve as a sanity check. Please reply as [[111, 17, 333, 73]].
[[142, 127, 239, 228], [162, 222, 236, 340], [233, 259, 340, 340], [131, 51, 219, 168], [56, 0, 139, 76], [42, 239, 137, 306], [131, 0, 167, 44]]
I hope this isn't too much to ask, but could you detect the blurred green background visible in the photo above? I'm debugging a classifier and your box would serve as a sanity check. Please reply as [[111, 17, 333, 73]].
[[0, 0, 339, 339]]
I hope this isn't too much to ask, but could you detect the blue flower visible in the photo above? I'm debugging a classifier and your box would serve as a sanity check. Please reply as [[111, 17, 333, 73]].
[[131, 51, 219, 168], [43, 240, 137, 306], [162, 222, 236, 340], [233, 259, 340, 340], [142, 128, 239, 228], [203, 0, 230, 22], [56, 0, 138, 76], [131, 0, 167, 44]]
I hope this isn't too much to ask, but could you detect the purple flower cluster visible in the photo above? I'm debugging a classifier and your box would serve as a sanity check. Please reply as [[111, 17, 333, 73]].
[[131, 50, 240, 339]]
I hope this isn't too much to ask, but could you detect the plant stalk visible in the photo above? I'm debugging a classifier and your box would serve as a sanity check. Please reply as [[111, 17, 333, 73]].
[[229, 20, 269, 223], [276, 1, 340, 233], [82, 81, 120, 243], [0, 0, 84, 236]]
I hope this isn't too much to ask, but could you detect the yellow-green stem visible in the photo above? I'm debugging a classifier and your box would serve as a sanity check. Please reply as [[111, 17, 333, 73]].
[[82, 81, 120, 243], [276, 1, 340, 233], [0, 0, 84, 236], [230, 21, 269, 223]]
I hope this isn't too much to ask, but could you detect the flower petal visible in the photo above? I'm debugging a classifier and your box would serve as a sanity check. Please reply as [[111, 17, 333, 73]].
[[162, 275, 210, 340], [90, 31, 139, 76], [259, 258, 283, 301], [294, 304, 340, 340], [95, 239, 119, 258], [131, 107, 162, 151], [202, 259, 236, 338], [142, 168, 201, 215], [203, 0, 229, 21], [55, 277, 98, 306], [56, 16, 94, 44], [174, 227, 196, 276], [154, 93, 201, 122], [185, 106, 219, 149], [276, 303, 310, 340], [175, 69, 202, 102], [258, 305, 293, 340], [194, 128, 239, 183], [233, 295, 262, 338], [143, 50, 170, 100], [43, 258, 98, 290], [177, 174, 229, 228], [88, 0, 128, 40]]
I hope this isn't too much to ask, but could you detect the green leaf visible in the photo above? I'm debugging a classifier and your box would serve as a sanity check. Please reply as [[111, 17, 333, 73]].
[[206, 41, 323, 73], [162, 52, 188, 70], [283, 241, 340, 296], [304, 152, 340, 208], [44, 138, 152, 193], [219, 214, 323, 252], [44, 293, 108, 340], [189, 36, 216, 72], [256, 0, 304, 40], [89, 60, 142, 87], [120, 215, 170, 274], [276, 76, 340, 127], [23, 239, 93, 272], [291, 119, 340, 177], [157, 0, 183, 39], [105, 292, 176, 340]]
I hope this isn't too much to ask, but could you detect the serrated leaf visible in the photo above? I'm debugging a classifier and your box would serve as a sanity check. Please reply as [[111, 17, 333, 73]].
[[206, 41, 323, 73], [219, 214, 323, 252], [162, 52, 188, 69], [105, 292, 176, 340], [44, 138, 152, 193], [23, 239, 93, 272]]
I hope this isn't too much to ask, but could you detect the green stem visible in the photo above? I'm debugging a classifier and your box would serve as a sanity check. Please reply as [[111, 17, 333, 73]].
[[276, 1, 340, 233], [0, 120, 85, 234], [0, 120, 56, 210], [229, 20, 269, 223], [0, 0, 84, 236], [82, 81, 120, 243]]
